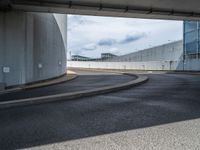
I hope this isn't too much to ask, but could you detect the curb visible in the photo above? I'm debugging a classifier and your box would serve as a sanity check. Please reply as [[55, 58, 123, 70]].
[[24, 71, 78, 90], [0, 73, 148, 109], [0, 71, 78, 95], [0, 87, 22, 95]]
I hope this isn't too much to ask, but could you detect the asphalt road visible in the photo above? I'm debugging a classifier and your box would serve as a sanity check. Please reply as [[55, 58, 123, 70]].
[[0, 71, 200, 150], [0, 69, 134, 101]]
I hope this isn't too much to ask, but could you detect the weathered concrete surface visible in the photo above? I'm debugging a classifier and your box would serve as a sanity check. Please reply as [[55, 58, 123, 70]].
[[0, 72, 200, 149], [0, 11, 67, 87]]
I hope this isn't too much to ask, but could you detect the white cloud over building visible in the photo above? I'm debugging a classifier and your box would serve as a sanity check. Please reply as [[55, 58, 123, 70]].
[[67, 15, 183, 58]]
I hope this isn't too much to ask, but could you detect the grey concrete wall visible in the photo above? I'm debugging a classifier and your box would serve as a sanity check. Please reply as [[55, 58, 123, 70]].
[[68, 61, 184, 71], [0, 11, 67, 87], [68, 59, 200, 71], [0, 12, 26, 86], [106, 40, 183, 62], [67, 40, 187, 71], [68, 39, 200, 71]]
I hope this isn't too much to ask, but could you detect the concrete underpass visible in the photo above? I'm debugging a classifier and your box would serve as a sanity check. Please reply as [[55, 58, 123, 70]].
[[1, 0, 200, 149]]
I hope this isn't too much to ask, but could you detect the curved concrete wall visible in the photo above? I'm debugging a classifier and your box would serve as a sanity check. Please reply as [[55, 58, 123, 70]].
[[0, 11, 67, 87]]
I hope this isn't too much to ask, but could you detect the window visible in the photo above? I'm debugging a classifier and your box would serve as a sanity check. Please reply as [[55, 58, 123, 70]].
[[184, 21, 199, 56], [185, 41, 198, 54], [184, 31, 198, 44], [184, 21, 198, 33]]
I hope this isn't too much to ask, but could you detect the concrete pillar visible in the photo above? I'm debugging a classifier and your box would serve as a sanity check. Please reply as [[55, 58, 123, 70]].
[[0, 11, 67, 87]]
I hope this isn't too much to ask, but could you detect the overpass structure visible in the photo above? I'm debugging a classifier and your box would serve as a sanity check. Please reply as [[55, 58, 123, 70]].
[[0, 0, 200, 88], [1, 0, 200, 20]]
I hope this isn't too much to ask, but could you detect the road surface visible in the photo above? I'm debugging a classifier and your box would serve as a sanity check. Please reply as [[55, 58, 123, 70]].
[[0, 70, 200, 150]]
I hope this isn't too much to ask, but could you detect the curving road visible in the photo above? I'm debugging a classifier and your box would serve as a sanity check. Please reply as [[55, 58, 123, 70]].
[[0, 69, 134, 101], [0, 70, 200, 149]]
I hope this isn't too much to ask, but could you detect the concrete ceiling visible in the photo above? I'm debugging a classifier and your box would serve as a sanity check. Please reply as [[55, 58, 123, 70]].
[[2, 0, 200, 20]]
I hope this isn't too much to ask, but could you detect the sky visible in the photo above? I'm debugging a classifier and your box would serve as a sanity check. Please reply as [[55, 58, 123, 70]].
[[67, 15, 183, 58]]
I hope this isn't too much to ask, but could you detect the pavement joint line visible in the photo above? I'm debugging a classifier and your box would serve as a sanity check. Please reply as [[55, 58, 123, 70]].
[[0, 72, 148, 109], [0, 70, 78, 95]]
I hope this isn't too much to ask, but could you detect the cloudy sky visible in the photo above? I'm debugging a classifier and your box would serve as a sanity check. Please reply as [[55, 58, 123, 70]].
[[67, 15, 183, 58]]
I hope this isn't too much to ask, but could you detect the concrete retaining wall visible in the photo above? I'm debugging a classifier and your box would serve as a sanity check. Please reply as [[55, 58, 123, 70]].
[[68, 59, 200, 71], [0, 11, 67, 87], [68, 40, 200, 71], [106, 40, 183, 62], [67, 61, 183, 71]]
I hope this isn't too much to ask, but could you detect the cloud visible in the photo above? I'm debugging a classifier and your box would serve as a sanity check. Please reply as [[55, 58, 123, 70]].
[[69, 15, 96, 25], [120, 33, 146, 44], [82, 43, 97, 51], [68, 15, 98, 31], [67, 15, 183, 58], [97, 33, 146, 47], [98, 39, 117, 46], [108, 47, 121, 55]]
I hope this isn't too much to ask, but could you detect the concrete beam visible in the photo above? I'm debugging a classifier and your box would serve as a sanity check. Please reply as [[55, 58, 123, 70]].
[[6, 0, 200, 20], [0, 0, 11, 10]]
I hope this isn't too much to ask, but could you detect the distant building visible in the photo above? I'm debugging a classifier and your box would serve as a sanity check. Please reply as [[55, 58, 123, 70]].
[[71, 53, 117, 61], [71, 55, 92, 61], [101, 53, 117, 59]]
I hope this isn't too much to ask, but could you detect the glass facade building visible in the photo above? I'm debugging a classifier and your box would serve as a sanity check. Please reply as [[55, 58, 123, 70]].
[[184, 21, 200, 59]]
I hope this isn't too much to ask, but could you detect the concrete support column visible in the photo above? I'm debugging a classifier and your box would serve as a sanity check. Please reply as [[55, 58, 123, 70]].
[[0, 11, 67, 87]]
